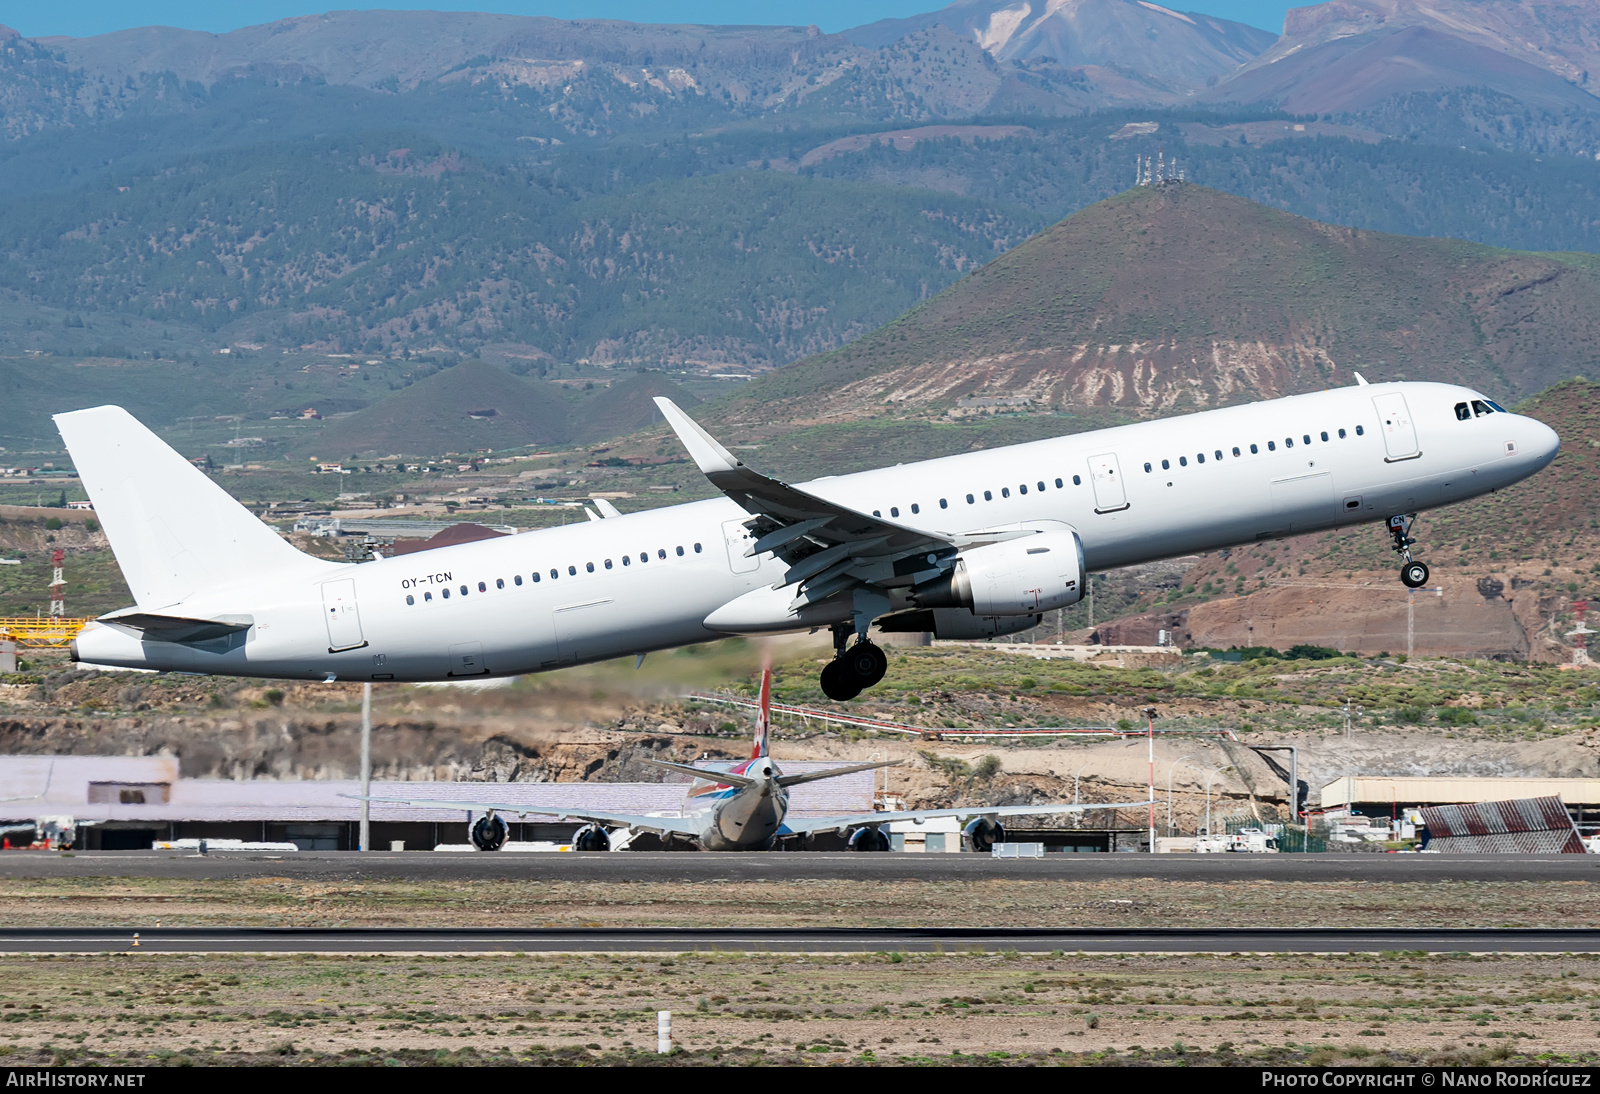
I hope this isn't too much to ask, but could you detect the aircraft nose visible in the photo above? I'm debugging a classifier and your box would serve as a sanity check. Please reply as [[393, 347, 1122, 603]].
[[1522, 416, 1560, 467]]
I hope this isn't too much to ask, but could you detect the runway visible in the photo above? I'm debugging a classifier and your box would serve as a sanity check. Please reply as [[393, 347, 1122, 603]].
[[3, 926, 1600, 954], [2, 850, 1598, 882]]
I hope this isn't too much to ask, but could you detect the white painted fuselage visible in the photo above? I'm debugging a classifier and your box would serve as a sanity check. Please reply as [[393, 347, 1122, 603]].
[[72, 381, 1559, 680]]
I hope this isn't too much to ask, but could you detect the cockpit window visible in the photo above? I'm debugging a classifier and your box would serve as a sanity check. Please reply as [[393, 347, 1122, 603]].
[[1455, 402, 1471, 421], [1472, 399, 1493, 417], [1486, 399, 1508, 413]]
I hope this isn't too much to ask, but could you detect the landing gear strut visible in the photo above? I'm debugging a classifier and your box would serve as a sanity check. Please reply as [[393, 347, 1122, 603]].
[[820, 622, 888, 702], [1388, 514, 1431, 589]]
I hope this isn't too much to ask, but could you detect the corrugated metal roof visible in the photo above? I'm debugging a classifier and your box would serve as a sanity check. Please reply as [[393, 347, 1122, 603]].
[[1321, 776, 1600, 809], [0, 755, 873, 824], [1419, 795, 1586, 854]]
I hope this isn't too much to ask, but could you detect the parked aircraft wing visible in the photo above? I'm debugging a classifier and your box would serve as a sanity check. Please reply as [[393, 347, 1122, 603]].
[[777, 800, 1155, 837], [344, 795, 706, 837]]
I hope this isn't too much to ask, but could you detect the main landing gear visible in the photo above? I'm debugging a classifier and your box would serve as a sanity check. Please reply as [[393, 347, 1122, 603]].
[[820, 622, 888, 702], [1388, 514, 1431, 589]]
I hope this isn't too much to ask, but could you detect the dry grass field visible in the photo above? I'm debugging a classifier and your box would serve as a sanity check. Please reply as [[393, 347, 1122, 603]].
[[2, 950, 1598, 1067]]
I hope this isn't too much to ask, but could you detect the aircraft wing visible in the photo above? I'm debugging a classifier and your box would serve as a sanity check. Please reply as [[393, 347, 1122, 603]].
[[655, 398, 1026, 610], [343, 795, 706, 838], [777, 800, 1155, 837]]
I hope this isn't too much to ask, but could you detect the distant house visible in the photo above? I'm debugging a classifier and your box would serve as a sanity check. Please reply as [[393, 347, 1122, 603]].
[[66, 501, 93, 510]]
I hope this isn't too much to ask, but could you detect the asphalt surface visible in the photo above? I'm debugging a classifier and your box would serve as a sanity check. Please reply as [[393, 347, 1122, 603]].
[[1, 926, 1598, 954], [1, 850, 1597, 883]]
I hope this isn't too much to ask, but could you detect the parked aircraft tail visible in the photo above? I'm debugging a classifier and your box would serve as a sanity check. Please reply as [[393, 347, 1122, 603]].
[[752, 659, 771, 759], [54, 406, 315, 610]]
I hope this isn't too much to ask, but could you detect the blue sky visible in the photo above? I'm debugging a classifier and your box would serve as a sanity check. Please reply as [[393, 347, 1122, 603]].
[[8, 1, 1293, 39]]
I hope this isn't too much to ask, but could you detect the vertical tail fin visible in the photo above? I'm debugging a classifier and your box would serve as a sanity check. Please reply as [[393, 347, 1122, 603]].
[[54, 405, 317, 609], [751, 660, 772, 759]]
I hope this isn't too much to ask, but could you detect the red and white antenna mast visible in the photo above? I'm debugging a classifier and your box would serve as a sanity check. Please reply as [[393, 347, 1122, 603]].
[[47, 549, 65, 618]]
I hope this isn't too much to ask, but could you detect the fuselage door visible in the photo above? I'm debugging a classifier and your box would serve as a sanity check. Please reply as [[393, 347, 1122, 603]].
[[448, 641, 487, 676], [1372, 392, 1421, 461], [723, 519, 760, 574], [1087, 453, 1129, 513], [320, 578, 366, 652]]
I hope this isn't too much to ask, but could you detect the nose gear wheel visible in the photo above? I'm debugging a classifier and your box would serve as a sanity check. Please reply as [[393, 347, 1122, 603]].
[[1387, 514, 1430, 589]]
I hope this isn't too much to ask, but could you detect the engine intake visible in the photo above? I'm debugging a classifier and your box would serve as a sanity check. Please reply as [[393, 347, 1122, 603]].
[[572, 824, 611, 852], [913, 530, 1086, 616], [963, 816, 1006, 852], [469, 813, 509, 852]]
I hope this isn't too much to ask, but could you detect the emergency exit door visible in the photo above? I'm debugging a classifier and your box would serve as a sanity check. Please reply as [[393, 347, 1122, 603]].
[[320, 579, 366, 652], [1087, 453, 1129, 513]]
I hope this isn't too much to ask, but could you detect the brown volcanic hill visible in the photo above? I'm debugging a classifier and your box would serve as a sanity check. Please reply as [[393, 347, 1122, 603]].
[[299, 359, 570, 459], [715, 184, 1600, 435]]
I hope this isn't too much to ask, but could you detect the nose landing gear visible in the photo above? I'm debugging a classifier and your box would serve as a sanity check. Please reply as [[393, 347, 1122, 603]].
[[1388, 515, 1431, 588], [820, 621, 888, 702]]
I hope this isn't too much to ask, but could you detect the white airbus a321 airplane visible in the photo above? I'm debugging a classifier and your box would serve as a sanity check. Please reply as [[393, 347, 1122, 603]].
[[59, 376, 1557, 700], [359, 668, 1151, 851]]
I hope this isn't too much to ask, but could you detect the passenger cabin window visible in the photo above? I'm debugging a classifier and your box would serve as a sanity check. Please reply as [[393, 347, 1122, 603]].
[[584, 563, 593, 573], [1232, 447, 1241, 457], [460, 585, 469, 596], [603, 560, 612, 570], [514, 575, 522, 586], [1161, 459, 1170, 470], [1037, 481, 1046, 491], [1267, 441, 1275, 451], [1018, 485, 1027, 495], [984, 491, 992, 501], [424, 591, 432, 602], [694, 543, 703, 553], [1196, 453, 1205, 464], [1250, 444, 1259, 454], [890, 507, 899, 517], [1144, 462, 1152, 473], [1355, 425, 1365, 436], [966, 494, 975, 504], [911, 503, 920, 514], [940, 498, 948, 509], [622, 556, 630, 566], [1055, 478, 1064, 488], [1320, 432, 1329, 442], [659, 549, 667, 559], [1178, 457, 1187, 467], [1338, 428, 1347, 439], [406, 594, 414, 606], [479, 581, 488, 592], [1214, 450, 1223, 460], [532, 572, 541, 582], [676, 546, 684, 556], [1072, 475, 1081, 485], [640, 553, 648, 563], [1285, 438, 1294, 448], [1303, 434, 1311, 445], [442, 588, 450, 599]]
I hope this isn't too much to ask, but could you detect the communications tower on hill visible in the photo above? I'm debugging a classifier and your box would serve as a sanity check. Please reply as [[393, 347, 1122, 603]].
[[47, 549, 64, 618]]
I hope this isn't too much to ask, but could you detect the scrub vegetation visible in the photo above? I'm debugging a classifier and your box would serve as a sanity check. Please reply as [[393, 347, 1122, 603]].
[[1, 951, 1598, 1067]]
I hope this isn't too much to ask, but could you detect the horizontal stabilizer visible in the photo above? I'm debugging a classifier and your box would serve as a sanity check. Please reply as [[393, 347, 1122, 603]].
[[99, 609, 252, 643], [638, 757, 758, 788]]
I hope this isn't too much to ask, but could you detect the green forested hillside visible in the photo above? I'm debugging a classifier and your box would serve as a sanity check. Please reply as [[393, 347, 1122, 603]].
[[0, 136, 1039, 368]]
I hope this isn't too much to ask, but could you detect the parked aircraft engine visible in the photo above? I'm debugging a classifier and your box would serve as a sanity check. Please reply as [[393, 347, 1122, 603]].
[[963, 816, 1005, 852], [911, 531, 1085, 616], [572, 824, 611, 852], [469, 813, 509, 852], [847, 826, 891, 852]]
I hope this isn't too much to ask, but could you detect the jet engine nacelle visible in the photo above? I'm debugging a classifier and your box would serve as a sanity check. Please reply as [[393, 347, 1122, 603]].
[[912, 530, 1085, 616], [847, 826, 891, 852], [963, 816, 1006, 852], [572, 824, 611, 852], [469, 812, 509, 852]]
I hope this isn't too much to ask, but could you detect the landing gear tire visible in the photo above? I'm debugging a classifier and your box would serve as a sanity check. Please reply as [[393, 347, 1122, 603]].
[[1400, 561, 1430, 589], [842, 641, 888, 688], [820, 658, 861, 702]]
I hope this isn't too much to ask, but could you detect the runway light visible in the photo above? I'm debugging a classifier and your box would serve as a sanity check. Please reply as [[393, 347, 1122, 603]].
[[657, 1010, 672, 1054]]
